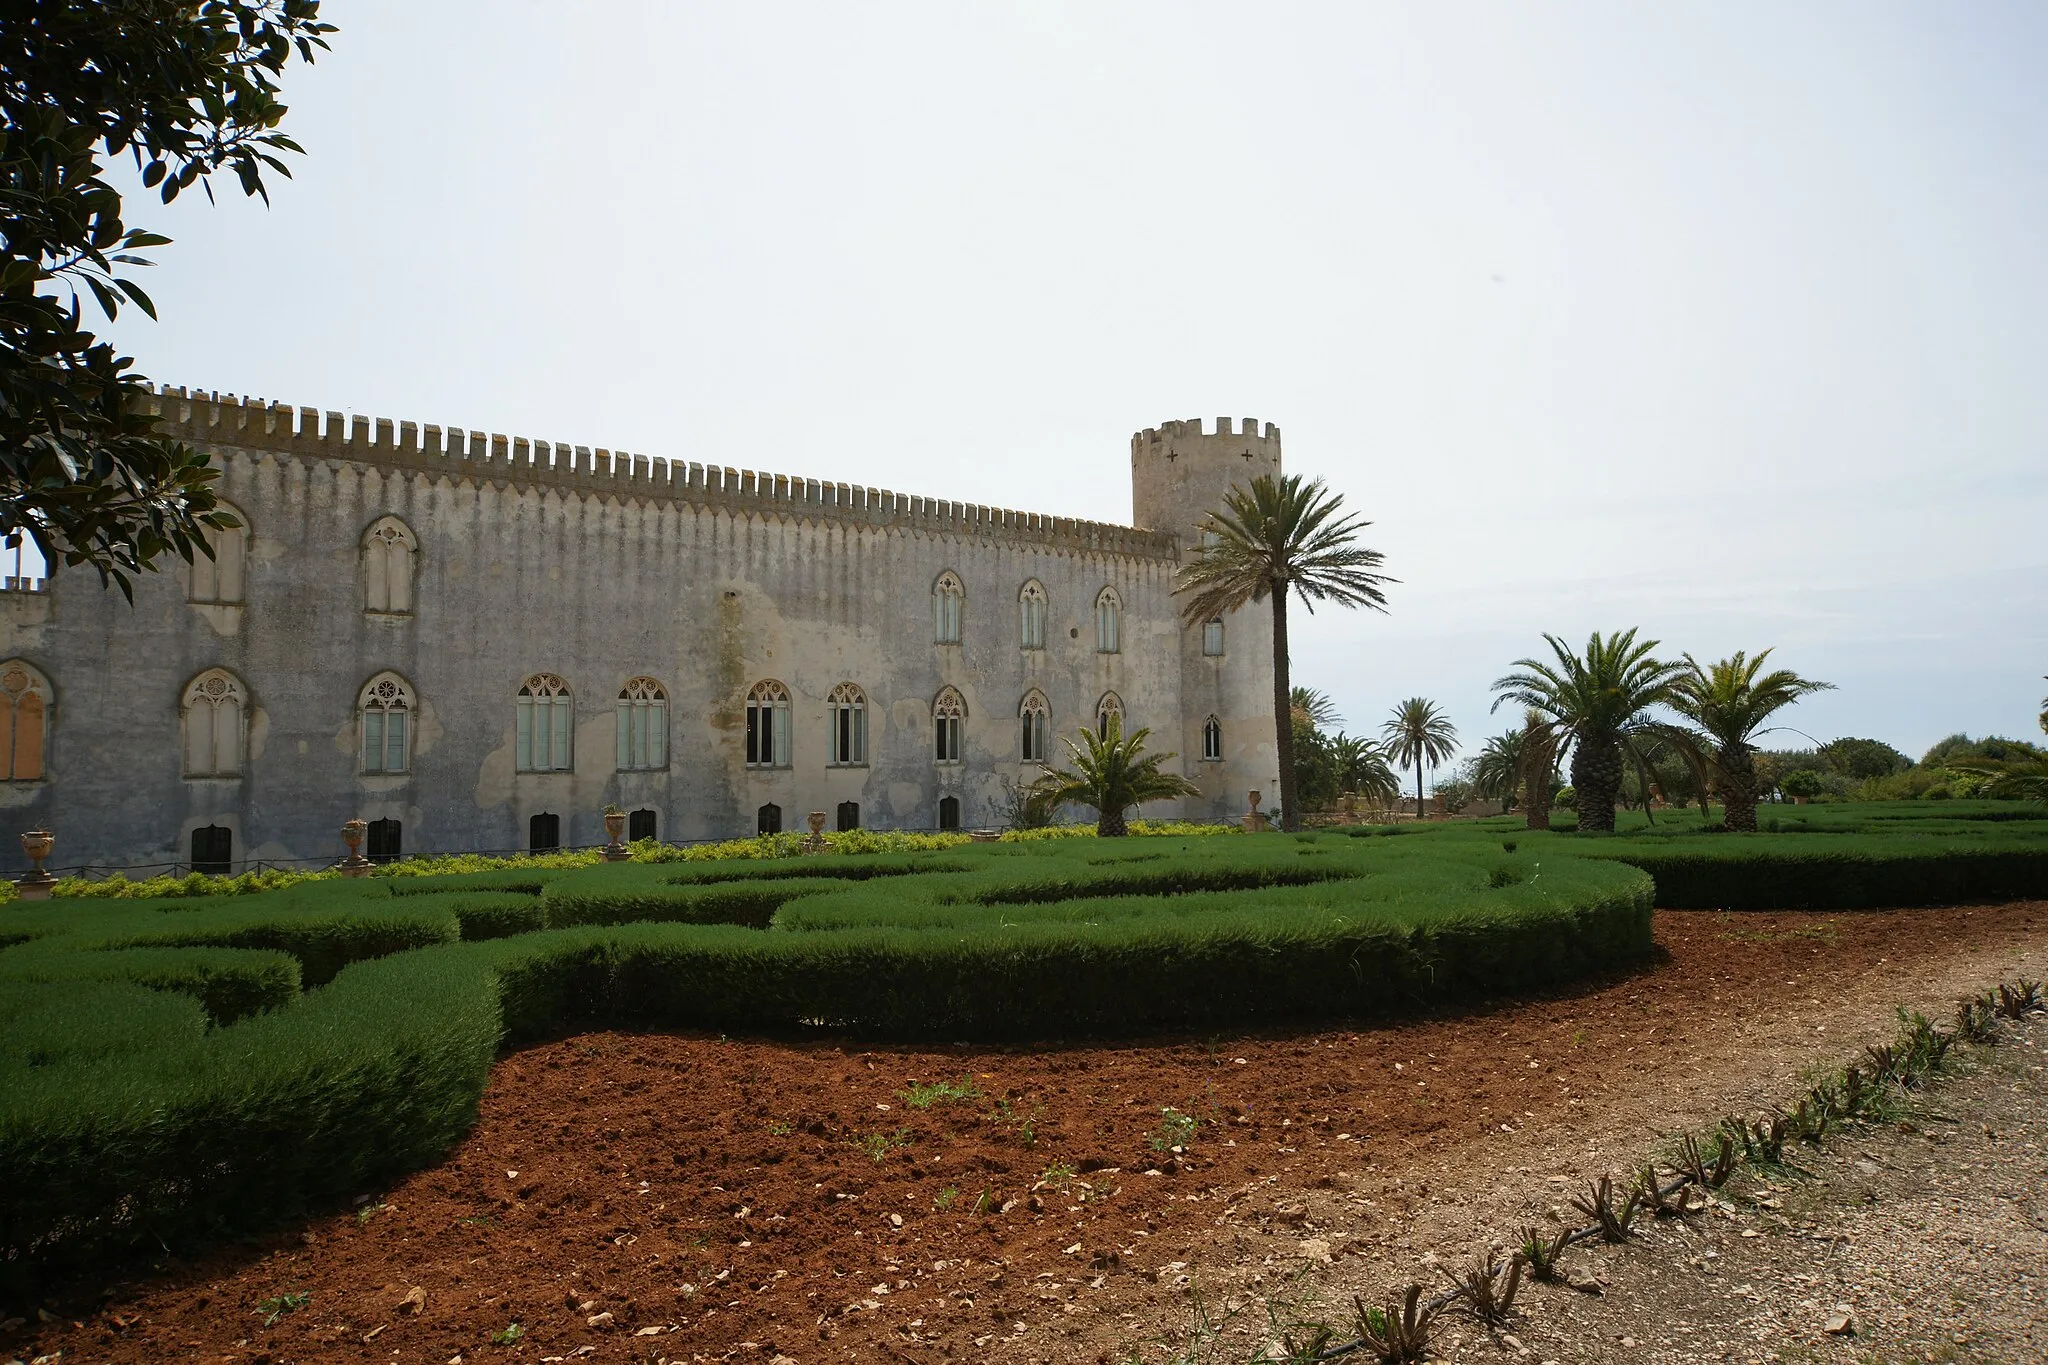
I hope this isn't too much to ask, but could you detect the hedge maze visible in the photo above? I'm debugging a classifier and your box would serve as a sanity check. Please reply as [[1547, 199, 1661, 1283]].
[[2, 802, 2043, 1286]]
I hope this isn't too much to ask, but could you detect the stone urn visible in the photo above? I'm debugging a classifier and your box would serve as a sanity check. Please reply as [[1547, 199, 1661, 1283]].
[[336, 818, 373, 877], [1242, 789, 1266, 833], [802, 809, 828, 854], [601, 808, 630, 861], [16, 828, 56, 900]]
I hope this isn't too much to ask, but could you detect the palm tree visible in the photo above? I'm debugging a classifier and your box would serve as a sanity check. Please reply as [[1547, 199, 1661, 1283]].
[[1175, 473, 1394, 831], [1330, 732, 1402, 809], [1517, 707, 1559, 830], [1030, 714, 1202, 837], [1381, 698, 1458, 821], [1470, 726, 1528, 813], [1490, 629, 1704, 834], [1669, 650, 1833, 832], [1290, 686, 1342, 731]]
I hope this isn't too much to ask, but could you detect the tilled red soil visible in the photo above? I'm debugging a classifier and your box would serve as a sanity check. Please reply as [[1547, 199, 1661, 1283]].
[[10, 901, 2047, 1365]]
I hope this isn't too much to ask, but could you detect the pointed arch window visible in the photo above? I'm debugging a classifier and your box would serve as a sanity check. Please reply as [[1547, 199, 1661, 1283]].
[[1018, 580, 1047, 650], [828, 682, 867, 766], [933, 571, 964, 644], [359, 672, 414, 774], [1019, 690, 1050, 763], [516, 673, 574, 772], [746, 680, 791, 768], [363, 516, 418, 614], [1096, 691, 1124, 741], [1202, 617, 1225, 657], [1203, 715, 1223, 761], [616, 677, 668, 771], [1095, 587, 1122, 654], [189, 502, 248, 605], [182, 668, 248, 777], [0, 660, 50, 781], [933, 686, 965, 763]]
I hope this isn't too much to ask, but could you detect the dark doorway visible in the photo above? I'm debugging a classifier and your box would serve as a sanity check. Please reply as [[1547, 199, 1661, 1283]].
[[938, 796, 960, 831], [757, 803, 782, 835], [628, 808, 657, 843], [529, 812, 560, 851], [190, 824, 232, 875], [366, 818, 402, 863], [836, 800, 860, 832]]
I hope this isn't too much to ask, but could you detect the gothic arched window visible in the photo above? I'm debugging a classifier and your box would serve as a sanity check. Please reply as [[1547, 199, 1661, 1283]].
[[933, 686, 965, 763], [1019, 690, 1050, 763], [933, 571, 964, 645], [746, 680, 791, 768], [1202, 617, 1225, 657], [0, 660, 50, 781], [828, 682, 867, 766], [1095, 690, 1124, 741], [189, 502, 247, 605], [362, 516, 418, 614], [516, 673, 574, 772], [1018, 580, 1047, 650], [359, 672, 414, 774], [181, 668, 248, 777], [616, 677, 668, 771], [1203, 715, 1223, 761], [1095, 586, 1121, 654]]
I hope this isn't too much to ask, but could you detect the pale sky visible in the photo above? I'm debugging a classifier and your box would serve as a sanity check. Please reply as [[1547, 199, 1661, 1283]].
[[98, 2, 2047, 766]]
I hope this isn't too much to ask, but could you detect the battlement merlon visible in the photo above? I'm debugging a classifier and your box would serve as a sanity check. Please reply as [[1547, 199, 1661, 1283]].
[[140, 385, 1183, 563], [1129, 416, 1281, 459]]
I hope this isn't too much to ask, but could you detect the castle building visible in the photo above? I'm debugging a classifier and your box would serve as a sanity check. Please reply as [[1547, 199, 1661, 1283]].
[[0, 389, 1280, 871]]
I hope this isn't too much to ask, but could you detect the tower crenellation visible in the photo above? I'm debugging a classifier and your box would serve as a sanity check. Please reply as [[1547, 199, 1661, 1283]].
[[1128, 415, 1283, 544]]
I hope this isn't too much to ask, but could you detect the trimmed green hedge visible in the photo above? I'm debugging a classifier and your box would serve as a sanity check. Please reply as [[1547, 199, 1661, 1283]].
[[5, 803, 2044, 1285]]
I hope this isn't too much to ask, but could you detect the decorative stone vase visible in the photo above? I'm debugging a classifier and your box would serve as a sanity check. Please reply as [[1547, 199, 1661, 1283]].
[[16, 828, 56, 900], [1242, 790, 1266, 833], [336, 818, 373, 878], [802, 810, 828, 854], [602, 809, 630, 861]]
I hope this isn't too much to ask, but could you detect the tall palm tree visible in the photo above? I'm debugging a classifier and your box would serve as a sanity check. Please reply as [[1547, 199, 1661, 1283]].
[[1518, 707, 1559, 830], [1490, 629, 1704, 834], [1030, 714, 1202, 837], [1470, 726, 1528, 813], [1290, 686, 1342, 731], [1669, 650, 1833, 832], [1176, 473, 1394, 831], [1330, 732, 1402, 808], [1381, 698, 1458, 821]]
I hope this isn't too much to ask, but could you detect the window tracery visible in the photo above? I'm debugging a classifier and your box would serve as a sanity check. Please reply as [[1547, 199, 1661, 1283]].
[[746, 680, 791, 768], [182, 668, 247, 777], [617, 677, 668, 771], [933, 686, 965, 763], [359, 672, 414, 774], [516, 673, 574, 772]]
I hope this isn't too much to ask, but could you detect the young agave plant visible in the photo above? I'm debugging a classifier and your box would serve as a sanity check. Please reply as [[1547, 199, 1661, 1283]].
[[1437, 1250, 1523, 1326], [1518, 1226, 1571, 1282], [1680, 1132, 1737, 1189], [1956, 994, 2000, 1043], [1996, 978, 2044, 1019], [1353, 1285, 1437, 1363]]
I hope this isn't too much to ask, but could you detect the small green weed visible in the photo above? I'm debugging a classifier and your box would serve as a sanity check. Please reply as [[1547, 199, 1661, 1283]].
[[355, 1200, 387, 1224], [994, 1095, 1041, 1146], [1149, 1106, 1198, 1152], [857, 1127, 912, 1161], [766, 1119, 794, 1136], [490, 1322, 524, 1346], [1038, 1158, 1078, 1188], [934, 1185, 959, 1211], [256, 1291, 310, 1327], [900, 1075, 982, 1109], [972, 1186, 996, 1215], [458, 1213, 494, 1228]]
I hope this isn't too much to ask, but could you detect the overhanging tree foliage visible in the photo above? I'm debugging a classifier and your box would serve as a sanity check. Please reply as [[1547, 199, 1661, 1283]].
[[0, 1, 333, 595]]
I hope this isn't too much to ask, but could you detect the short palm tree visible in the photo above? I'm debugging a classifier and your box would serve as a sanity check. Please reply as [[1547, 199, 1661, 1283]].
[[1670, 650, 1833, 832], [1381, 698, 1458, 821], [1331, 732, 1402, 808], [1030, 714, 1202, 837], [1176, 473, 1394, 831], [1491, 629, 1704, 834], [1470, 726, 1529, 814], [1290, 686, 1342, 731]]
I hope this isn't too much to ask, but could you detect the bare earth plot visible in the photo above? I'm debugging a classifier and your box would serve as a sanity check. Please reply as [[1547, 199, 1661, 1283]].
[[7, 901, 2045, 1365]]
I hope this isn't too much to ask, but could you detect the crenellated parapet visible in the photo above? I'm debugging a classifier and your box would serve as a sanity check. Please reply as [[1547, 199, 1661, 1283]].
[[143, 385, 1181, 562], [1129, 415, 1282, 456]]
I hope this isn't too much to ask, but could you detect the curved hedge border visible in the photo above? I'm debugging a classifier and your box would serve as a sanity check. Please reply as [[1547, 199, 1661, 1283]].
[[0, 836, 1652, 1283]]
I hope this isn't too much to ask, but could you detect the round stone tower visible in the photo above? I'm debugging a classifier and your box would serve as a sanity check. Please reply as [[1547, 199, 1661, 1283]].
[[1129, 417, 1283, 823]]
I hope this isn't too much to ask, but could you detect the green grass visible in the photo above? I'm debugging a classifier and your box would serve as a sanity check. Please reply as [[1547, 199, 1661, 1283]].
[[2, 801, 2041, 1287]]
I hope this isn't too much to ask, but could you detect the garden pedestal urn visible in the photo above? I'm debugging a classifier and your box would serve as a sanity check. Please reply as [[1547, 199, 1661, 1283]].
[[1242, 790, 1266, 833], [601, 810, 630, 861], [336, 819, 373, 878], [16, 828, 56, 900], [803, 810, 828, 854]]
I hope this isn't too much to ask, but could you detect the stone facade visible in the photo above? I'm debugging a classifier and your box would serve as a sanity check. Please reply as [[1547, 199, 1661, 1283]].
[[0, 388, 1280, 870]]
